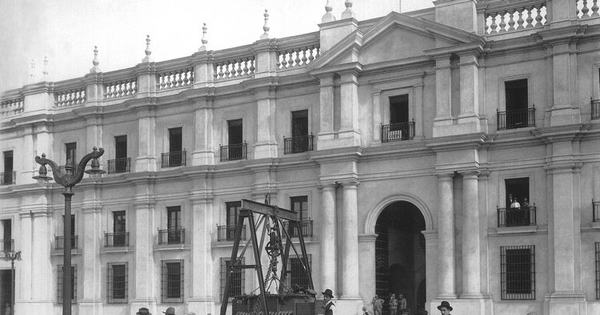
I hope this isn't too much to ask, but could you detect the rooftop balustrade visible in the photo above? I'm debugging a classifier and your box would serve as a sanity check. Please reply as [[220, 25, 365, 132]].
[[479, 0, 548, 35]]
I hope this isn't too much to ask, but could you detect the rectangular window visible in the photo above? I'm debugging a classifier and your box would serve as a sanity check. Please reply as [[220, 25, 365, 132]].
[[57, 265, 77, 304], [1, 219, 12, 252], [226, 201, 242, 241], [504, 79, 530, 129], [596, 242, 600, 300], [65, 142, 77, 167], [287, 255, 312, 289], [286, 110, 312, 154], [107, 263, 128, 303], [289, 196, 310, 237], [389, 95, 409, 124], [2, 150, 13, 185], [228, 119, 243, 145], [503, 178, 533, 227], [168, 127, 183, 167], [113, 211, 126, 246], [113, 135, 128, 173], [167, 206, 182, 244], [292, 110, 309, 137], [220, 258, 245, 299], [161, 260, 184, 303], [382, 94, 413, 141], [501, 245, 535, 300]]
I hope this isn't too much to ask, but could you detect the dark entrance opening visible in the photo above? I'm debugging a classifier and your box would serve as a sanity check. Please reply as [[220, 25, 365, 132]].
[[0, 269, 11, 313], [375, 201, 426, 314]]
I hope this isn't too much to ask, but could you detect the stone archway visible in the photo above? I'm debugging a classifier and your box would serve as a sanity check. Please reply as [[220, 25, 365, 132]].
[[374, 201, 426, 315]]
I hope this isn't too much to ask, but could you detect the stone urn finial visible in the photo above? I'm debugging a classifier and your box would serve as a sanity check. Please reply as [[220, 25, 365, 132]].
[[261, 9, 270, 39], [143, 35, 153, 62], [199, 23, 208, 51], [90, 46, 101, 73], [322, 0, 336, 23], [342, 0, 355, 19], [43, 56, 49, 77]]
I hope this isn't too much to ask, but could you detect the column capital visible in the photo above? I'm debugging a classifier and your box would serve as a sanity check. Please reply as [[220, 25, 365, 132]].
[[436, 172, 455, 180], [460, 170, 480, 178], [340, 179, 360, 188], [421, 229, 438, 240]]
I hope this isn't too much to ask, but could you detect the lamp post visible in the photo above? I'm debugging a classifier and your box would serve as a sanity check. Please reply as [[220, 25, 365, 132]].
[[33, 147, 105, 315], [3, 250, 21, 315]]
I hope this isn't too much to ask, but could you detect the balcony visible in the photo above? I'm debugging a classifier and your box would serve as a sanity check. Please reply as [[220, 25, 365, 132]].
[[161, 150, 186, 168], [217, 225, 246, 242], [108, 157, 131, 174], [158, 228, 185, 245], [220, 142, 247, 162], [592, 99, 600, 120], [381, 121, 415, 142], [0, 239, 14, 252], [497, 107, 536, 130], [104, 232, 129, 247], [1, 171, 16, 185], [498, 206, 537, 228], [54, 235, 78, 250], [282, 220, 314, 238], [284, 135, 314, 154], [593, 200, 600, 222]]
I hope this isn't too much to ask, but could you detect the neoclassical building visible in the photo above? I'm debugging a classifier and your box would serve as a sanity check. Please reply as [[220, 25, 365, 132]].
[[1, 1, 600, 315]]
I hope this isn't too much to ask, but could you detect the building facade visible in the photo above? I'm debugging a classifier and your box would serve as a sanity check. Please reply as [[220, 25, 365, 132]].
[[1, 1, 600, 315]]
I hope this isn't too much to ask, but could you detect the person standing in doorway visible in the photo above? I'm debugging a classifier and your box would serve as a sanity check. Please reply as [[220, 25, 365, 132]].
[[389, 294, 398, 315], [372, 295, 384, 315], [398, 294, 407, 310], [4, 303, 11, 315]]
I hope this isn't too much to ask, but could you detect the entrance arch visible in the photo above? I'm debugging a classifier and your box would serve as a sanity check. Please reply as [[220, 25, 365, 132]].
[[374, 201, 426, 315]]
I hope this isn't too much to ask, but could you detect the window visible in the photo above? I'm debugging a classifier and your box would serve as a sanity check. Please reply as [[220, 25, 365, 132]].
[[220, 258, 245, 299], [596, 243, 600, 300], [107, 263, 128, 303], [2, 150, 14, 185], [501, 178, 535, 227], [165, 127, 184, 167], [110, 135, 129, 173], [167, 206, 182, 244], [382, 94, 414, 142], [226, 201, 242, 241], [289, 196, 312, 237], [499, 79, 534, 129], [221, 119, 246, 161], [59, 214, 76, 249], [65, 142, 77, 168], [501, 245, 535, 300], [287, 255, 312, 289], [161, 260, 184, 303], [285, 110, 313, 154], [1, 219, 12, 252], [113, 211, 127, 246], [57, 264, 77, 304]]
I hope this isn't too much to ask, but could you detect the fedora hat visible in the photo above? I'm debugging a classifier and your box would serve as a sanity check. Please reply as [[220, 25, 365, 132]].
[[437, 301, 453, 311], [322, 288, 334, 298], [163, 307, 175, 315], [137, 307, 151, 315]]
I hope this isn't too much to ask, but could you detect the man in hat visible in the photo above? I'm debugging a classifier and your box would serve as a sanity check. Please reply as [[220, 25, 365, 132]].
[[163, 306, 176, 315], [437, 301, 453, 315], [136, 307, 151, 315], [322, 289, 335, 315]]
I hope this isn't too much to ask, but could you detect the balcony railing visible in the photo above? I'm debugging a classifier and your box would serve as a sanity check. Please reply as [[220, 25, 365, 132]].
[[1, 171, 16, 185], [220, 142, 247, 162], [498, 206, 537, 227], [481, 0, 548, 35], [158, 228, 186, 245], [161, 150, 186, 168], [593, 200, 600, 222], [0, 239, 14, 252], [54, 235, 79, 250], [108, 158, 131, 174], [381, 121, 415, 142], [592, 99, 600, 120], [282, 220, 314, 237], [577, 0, 600, 18], [217, 225, 246, 242], [104, 232, 129, 247], [0, 98, 24, 116], [284, 135, 314, 154], [497, 107, 536, 130]]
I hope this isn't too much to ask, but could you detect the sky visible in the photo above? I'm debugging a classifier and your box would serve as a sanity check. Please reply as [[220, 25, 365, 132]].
[[0, 0, 434, 94]]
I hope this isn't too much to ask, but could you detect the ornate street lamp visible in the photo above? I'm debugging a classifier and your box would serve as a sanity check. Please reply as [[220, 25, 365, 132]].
[[3, 250, 20, 315], [33, 147, 105, 315]]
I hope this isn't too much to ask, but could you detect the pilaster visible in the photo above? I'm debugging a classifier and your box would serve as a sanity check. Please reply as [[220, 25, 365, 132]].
[[338, 70, 361, 147], [253, 86, 278, 159], [131, 187, 157, 311], [192, 51, 215, 89], [187, 197, 215, 315], [79, 190, 103, 315], [318, 75, 336, 145], [135, 105, 158, 172], [319, 183, 337, 295], [433, 55, 453, 137], [191, 95, 215, 165], [456, 52, 481, 132]]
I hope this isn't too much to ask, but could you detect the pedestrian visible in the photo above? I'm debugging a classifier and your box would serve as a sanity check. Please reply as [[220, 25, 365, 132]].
[[389, 293, 398, 315], [4, 303, 10, 315], [322, 289, 336, 315], [372, 295, 384, 315], [136, 307, 151, 315], [398, 293, 407, 310], [436, 301, 453, 315], [163, 306, 175, 315]]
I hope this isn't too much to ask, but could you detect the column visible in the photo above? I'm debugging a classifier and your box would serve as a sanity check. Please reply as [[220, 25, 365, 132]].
[[131, 192, 157, 312], [254, 87, 278, 159], [341, 181, 360, 298], [191, 97, 215, 165], [461, 171, 482, 298], [320, 184, 337, 293], [136, 108, 157, 172], [338, 71, 360, 147], [437, 174, 456, 298], [188, 198, 214, 315]]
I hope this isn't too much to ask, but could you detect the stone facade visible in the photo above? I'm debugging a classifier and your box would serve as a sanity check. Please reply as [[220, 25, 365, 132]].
[[1, 1, 600, 315]]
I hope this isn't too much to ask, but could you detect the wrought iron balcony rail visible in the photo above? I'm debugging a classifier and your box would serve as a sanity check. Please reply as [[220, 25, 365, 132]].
[[104, 232, 129, 247], [381, 121, 415, 142], [54, 235, 79, 250], [161, 150, 186, 168], [108, 157, 131, 174], [282, 220, 314, 237], [220, 142, 247, 162], [497, 107, 536, 130], [0, 171, 16, 185], [592, 99, 600, 120], [0, 239, 14, 252], [593, 200, 600, 222], [158, 228, 186, 245], [498, 206, 537, 227], [217, 225, 246, 242], [284, 135, 314, 154]]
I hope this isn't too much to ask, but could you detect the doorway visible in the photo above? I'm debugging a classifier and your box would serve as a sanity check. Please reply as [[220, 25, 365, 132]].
[[375, 201, 426, 314]]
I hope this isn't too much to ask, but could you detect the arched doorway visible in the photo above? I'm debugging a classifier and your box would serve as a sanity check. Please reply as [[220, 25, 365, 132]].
[[375, 201, 426, 315]]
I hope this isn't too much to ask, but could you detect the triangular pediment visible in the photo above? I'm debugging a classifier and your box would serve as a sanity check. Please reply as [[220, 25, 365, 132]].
[[309, 12, 484, 73]]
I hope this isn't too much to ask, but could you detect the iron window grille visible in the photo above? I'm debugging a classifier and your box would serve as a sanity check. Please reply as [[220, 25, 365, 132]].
[[0, 171, 16, 185], [104, 232, 129, 247], [54, 235, 79, 250], [220, 257, 245, 299], [381, 121, 415, 142], [501, 245, 535, 300], [286, 255, 312, 289], [57, 264, 77, 304], [158, 228, 186, 245], [107, 263, 128, 303], [593, 200, 600, 222], [220, 142, 247, 161], [592, 98, 600, 120], [161, 260, 184, 303], [283, 134, 314, 154], [161, 150, 186, 168], [497, 107, 536, 130], [108, 157, 131, 174], [497, 205, 537, 227], [596, 243, 600, 300]]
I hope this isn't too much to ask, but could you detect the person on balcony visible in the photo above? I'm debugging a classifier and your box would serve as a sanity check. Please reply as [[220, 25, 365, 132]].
[[510, 197, 521, 209]]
